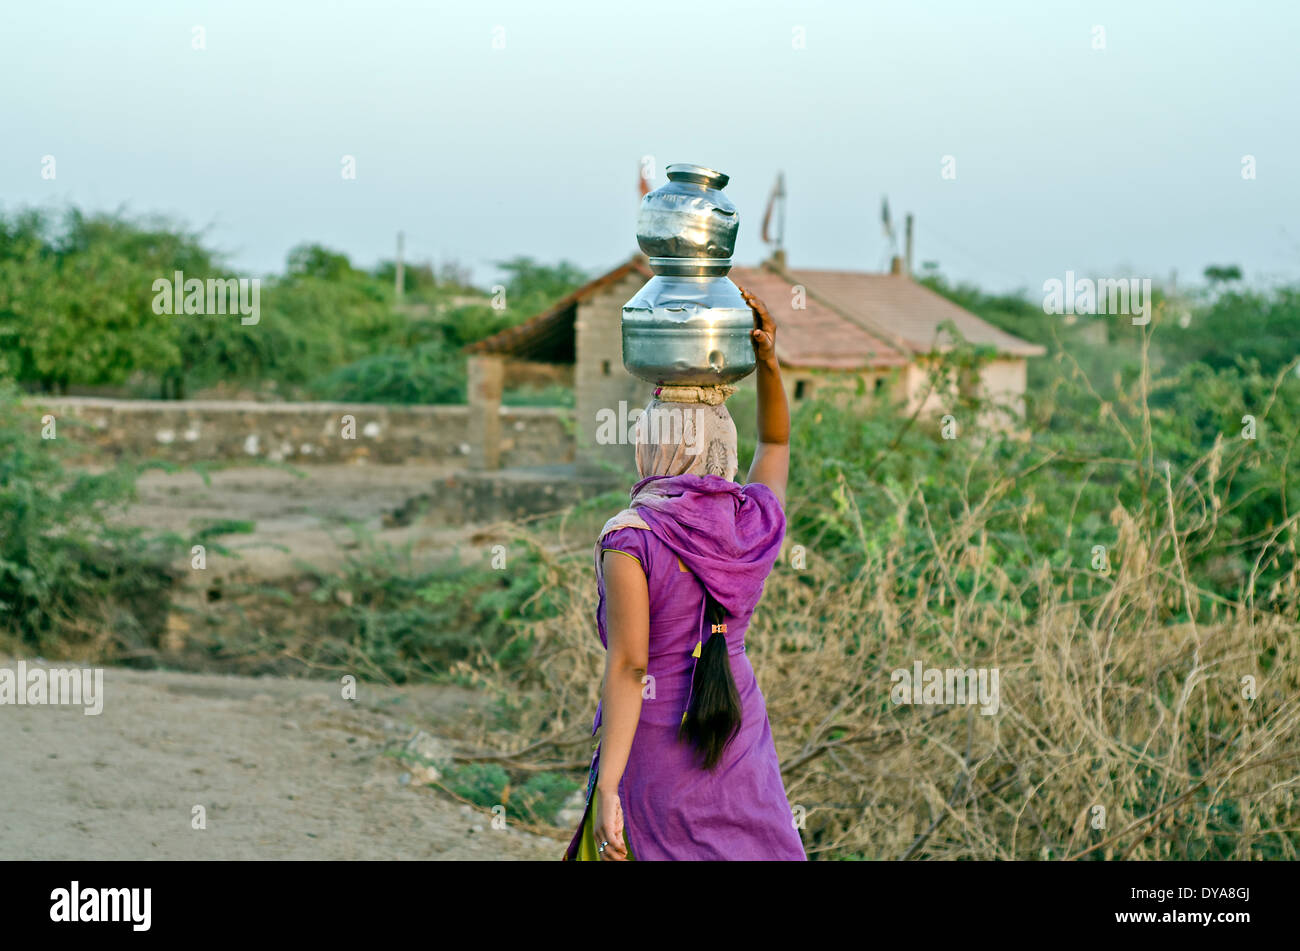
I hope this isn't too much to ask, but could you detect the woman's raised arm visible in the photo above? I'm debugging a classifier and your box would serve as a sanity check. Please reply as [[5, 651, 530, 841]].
[[740, 290, 790, 507]]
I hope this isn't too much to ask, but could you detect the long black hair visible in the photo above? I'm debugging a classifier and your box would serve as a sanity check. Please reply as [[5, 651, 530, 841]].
[[678, 589, 742, 769]]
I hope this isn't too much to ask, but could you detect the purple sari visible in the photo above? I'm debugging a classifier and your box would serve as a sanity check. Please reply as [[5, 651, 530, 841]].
[[566, 474, 807, 861]]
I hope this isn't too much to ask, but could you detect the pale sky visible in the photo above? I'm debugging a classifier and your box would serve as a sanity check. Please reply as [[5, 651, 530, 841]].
[[3, 0, 1297, 293]]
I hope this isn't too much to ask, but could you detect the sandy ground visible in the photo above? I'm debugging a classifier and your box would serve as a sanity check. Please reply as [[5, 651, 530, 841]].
[[4, 464, 572, 860], [122, 463, 478, 578], [0, 660, 565, 860]]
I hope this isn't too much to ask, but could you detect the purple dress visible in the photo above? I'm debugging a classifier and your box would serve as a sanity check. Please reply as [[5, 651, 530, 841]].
[[578, 478, 807, 861]]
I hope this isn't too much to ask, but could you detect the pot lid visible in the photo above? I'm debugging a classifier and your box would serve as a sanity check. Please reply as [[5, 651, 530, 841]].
[[665, 164, 729, 189]]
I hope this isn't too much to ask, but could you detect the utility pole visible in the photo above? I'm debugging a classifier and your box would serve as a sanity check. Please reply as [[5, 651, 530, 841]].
[[904, 214, 914, 278], [776, 172, 786, 252], [395, 231, 405, 305]]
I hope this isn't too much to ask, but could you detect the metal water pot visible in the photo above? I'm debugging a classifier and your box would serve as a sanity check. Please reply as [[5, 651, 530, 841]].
[[636, 164, 738, 276], [622, 164, 755, 386]]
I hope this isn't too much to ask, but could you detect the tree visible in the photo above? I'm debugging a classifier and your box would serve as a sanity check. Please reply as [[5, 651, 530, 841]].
[[0, 209, 213, 392], [286, 243, 358, 282], [1203, 264, 1242, 284], [495, 256, 587, 308]]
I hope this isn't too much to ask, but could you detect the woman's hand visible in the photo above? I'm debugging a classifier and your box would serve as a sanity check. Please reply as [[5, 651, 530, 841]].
[[740, 287, 790, 503], [593, 786, 629, 861], [741, 289, 777, 363]]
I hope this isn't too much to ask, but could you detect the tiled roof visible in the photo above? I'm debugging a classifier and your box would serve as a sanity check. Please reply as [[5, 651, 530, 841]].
[[786, 268, 1047, 358], [728, 266, 906, 369]]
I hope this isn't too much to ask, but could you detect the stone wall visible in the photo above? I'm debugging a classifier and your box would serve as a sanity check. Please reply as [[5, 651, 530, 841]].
[[30, 397, 572, 467]]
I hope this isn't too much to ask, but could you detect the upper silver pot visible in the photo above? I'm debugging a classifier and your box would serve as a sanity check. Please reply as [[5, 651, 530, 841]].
[[636, 164, 738, 277]]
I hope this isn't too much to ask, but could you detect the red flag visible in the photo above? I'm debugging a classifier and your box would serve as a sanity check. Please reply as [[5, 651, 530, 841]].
[[638, 162, 651, 198]]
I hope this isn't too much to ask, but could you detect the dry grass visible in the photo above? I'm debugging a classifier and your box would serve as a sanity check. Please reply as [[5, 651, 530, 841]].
[[455, 360, 1300, 860]]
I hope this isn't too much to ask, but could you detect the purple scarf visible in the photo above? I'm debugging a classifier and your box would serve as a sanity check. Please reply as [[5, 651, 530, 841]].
[[595, 473, 786, 614]]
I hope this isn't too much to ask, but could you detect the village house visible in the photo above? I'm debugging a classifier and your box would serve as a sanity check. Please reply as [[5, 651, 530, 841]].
[[465, 252, 1045, 473]]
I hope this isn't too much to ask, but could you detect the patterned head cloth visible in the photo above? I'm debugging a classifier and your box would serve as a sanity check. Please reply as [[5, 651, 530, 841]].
[[634, 396, 738, 482]]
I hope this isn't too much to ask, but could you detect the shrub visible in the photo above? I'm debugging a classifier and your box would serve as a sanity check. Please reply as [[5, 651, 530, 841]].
[[308, 340, 467, 404], [0, 384, 182, 654]]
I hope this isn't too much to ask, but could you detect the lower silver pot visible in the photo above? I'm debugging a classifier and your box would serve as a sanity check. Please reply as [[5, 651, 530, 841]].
[[621, 275, 756, 386]]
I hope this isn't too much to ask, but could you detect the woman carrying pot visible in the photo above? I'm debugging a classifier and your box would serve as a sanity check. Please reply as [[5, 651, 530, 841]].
[[564, 289, 805, 861]]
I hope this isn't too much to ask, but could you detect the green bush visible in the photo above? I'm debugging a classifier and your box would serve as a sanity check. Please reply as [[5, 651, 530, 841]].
[[444, 763, 510, 808], [308, 340, 467, 404], [442, 762, 579, 826], [0, 384, 181, 652]]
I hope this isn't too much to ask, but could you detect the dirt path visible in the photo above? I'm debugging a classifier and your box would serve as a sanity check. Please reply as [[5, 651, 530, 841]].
[[121, 463, 478, 579], [0, 659, 563, 860]]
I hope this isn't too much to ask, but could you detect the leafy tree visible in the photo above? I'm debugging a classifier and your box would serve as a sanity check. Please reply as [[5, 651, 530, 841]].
[[286, 243, 359, 282], [1158, 287, 1300, 378], [1204, 264, 1243, 284], [495, 256, 586, 313], [0, 209, 215, 392]]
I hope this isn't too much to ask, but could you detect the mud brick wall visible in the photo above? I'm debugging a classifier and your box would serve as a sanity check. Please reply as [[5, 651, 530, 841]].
[[29, 398, 572, 467]]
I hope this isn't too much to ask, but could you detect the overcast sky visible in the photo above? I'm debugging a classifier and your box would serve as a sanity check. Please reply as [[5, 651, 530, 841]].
[[3, 0, 1297, 294]]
